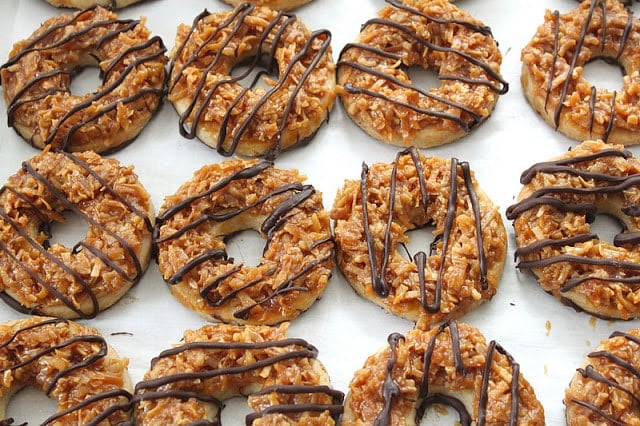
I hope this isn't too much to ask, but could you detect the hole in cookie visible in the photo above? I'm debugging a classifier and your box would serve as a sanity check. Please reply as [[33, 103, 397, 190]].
[[225, 229, 264, 267], [582, 58, 625, 92], [590, 213, 623, 246], [69, 66, 102, 96], [220, 396, 253, 424], [231, 59, 279, 91], [6, 385, 58, 425], [398, 223, 438, 261], [418, 400, 462, 425], [406, 65, 441, 91], [45, 210, 89, 253]]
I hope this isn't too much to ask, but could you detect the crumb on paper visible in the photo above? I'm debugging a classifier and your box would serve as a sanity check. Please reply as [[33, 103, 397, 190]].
[[434, 405, 448, 416], [509, 301, 515, 306], [544, 365, 548, 375], [545, 320, 551, 336], [589, 316, 597, 329], [586, 340, 591, 347]]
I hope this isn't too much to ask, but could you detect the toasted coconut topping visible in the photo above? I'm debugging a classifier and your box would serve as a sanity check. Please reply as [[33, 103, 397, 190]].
[[0, 149, 154, 319], [133, 323, 343, 425], [0, 6, 167, 153], [155, 158, 334, 325], [566, 327, 640, 425], [168, 4, 336, 159], [337, 0, 507, 148], [507, 139, 640, 320], [218, 0, 313, 12], [0, 316, 132, 426], [521, 0, 640, 145], [331, 147, 506, 326], [342, 322, 545, 425]]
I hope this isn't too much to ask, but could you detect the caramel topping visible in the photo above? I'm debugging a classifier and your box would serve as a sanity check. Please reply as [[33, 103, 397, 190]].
[[168, 4, 335, 159], [361, 148, 487, 313], [155, 158, 334, 324], [337, 0, 507, 145], [0, 6, 167, 153], [133, 324, 343, 424], [343, 321, 544, 424], [0, 318, 131, 425], [507, 146, 640, 294], [0, 150, 153, 318]]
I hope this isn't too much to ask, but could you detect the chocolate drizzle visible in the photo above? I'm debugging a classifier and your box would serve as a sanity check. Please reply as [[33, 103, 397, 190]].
[[360, 148, 488, 314], [0, 151, 153, 319], [0, 5, 167, 153], [337, 0, 508, 134], [374, 321, 521, 425], [0, 318, 132, 425], [134, 337, 344, 424], [168, 4, 333, 160], [570, 331, 640, 425], [545, 0, 634, 141], [506, 147, 640, 295], [154, 160, 334, 321]]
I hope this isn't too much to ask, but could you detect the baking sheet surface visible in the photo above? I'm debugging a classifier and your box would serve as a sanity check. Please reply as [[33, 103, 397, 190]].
[[1, 0, 637, 423]]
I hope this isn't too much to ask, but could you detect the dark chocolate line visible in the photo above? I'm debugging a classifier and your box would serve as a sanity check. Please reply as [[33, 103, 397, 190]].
[[386, 0, 493, 36], [138, 338, 318, 391]]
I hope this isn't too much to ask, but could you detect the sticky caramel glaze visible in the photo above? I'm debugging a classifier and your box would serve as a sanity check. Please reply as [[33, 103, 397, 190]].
[[132, 323, 343, 425], [0, 317, 131, 425], [219, 0, 313, 12], [168, 4, 336, 159], [154, 158, 334, 325], [0, 149, 154, 319], [566, 328, 640, 425], [0, 6, 167, 154], [336, 0, 507, 148], [506, 139, 640, 320], [331, 148, 506, 325], [45, 0, 149, 9], [342, 322, 545, 426], [521, 0, 640, 145]]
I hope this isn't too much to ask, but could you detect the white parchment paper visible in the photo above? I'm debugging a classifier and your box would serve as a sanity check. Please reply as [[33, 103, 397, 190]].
[[1, 0, 637, 424]]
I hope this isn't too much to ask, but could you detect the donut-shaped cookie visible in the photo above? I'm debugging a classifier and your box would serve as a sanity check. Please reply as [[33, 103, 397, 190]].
[[506, 139, 640, 320], [132, 323, 344, 424], [0, 6, 167, 153], [343, 321, 545, 425], [44, 0, 146, 9], [521, 0, 640, 145], [565, 327, 640, 425], [0, 149, 154, 319], [168, 3, 336, 159], [0, 316, 132, 425], [219, 0, 312, 11], [154, 158, 335, 325], [330, 147, 507, 325], [336, 0, 508, 148]]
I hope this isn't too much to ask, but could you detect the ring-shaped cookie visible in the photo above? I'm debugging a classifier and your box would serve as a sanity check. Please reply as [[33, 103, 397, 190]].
[[0, 149, 155, 319], [330, 147, 507, 326], [507, 139, 640, 320], [219, 0, 312, 11], [132, 323, 344, 424], [521, 0, 640, 145], [337, 0, 508, 148], [154, 158, 335, 325], [565, 327, 640, 425], [44, 0, 146, 8], [342, 321, 545, 425], [168, 3, 336, 159], [0, 316, 132, 425], [0, 6, 167, 153]]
